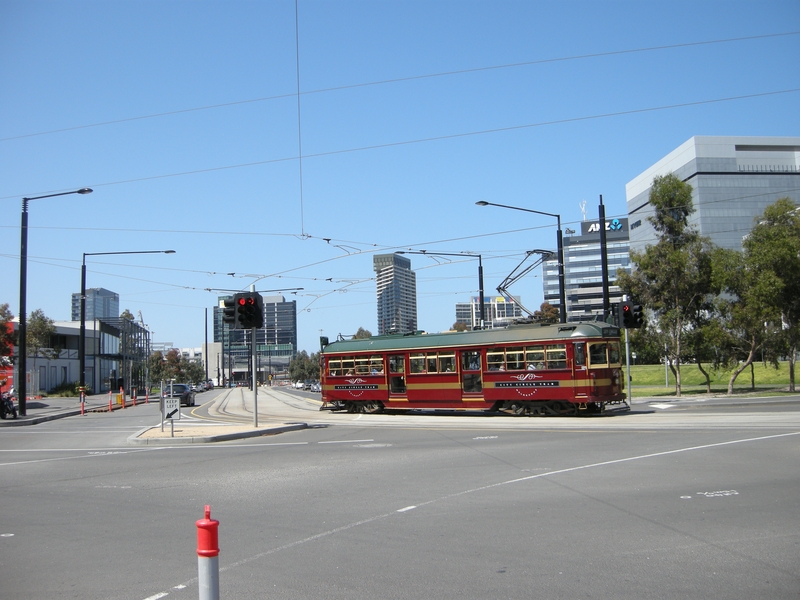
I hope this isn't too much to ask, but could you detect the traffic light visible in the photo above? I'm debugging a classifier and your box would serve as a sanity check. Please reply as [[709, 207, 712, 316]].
[[620, 301, 632, 328], [630, 303, 644, 328], [222, 297, 236, 326], [620, 300, 644, 329], [234, 292, 263, 329]]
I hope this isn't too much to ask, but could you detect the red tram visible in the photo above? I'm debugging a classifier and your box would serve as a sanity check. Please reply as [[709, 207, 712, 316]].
[[319, 321, 626, 416]]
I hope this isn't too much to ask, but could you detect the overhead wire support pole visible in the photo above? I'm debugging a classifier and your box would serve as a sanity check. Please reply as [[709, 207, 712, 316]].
[[476, 201, 566, 323]]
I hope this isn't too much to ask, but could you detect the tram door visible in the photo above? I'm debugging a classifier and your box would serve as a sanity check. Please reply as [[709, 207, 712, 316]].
[[460, 350, 482, 394], [388, 354, 407, 397], [572, 342, 590, 398]]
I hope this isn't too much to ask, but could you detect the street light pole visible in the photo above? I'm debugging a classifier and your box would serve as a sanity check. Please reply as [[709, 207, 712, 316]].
[[79, 250, 175, 397], [398, 251, 485, 329], [475, 201, 567, 324], [18, 188, 92, 416]]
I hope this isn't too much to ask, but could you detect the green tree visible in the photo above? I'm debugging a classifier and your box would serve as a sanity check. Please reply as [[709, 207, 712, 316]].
[[288, 351, 320, 382], [711, 247, 780, 394], [147, 351, 167, 383], [354, 327, 372, 339], [712, 198, 800, 393], [532, 302, 559, 323], [616, 173, 717, 397], [184, 361, 206, 385], [452, 321, 468, 332], [120, 309, 135, 321], [743, 198, 800, 391], [26, 309, 60, 374], [0, 304, 16, 364]]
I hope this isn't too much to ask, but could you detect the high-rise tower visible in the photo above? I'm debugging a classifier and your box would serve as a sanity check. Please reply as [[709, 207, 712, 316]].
[[373, 254, 417, 335]]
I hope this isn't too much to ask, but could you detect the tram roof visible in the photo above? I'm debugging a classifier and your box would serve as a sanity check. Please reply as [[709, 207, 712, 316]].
[[321, 321, 620, 355]]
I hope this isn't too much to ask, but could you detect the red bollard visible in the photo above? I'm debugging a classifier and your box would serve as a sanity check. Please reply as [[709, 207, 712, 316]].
[[80, 390, 85, 416], [108, 390, 112, 412], [120, 386, 125, 409], [145, 390, 149, 404], [196, 505, 220, 600]]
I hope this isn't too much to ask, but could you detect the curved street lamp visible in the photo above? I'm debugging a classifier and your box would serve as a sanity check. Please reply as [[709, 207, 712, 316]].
[[18, 188, 93, 415], [79, 250, 176, 396], [476, 200, 566, 323]]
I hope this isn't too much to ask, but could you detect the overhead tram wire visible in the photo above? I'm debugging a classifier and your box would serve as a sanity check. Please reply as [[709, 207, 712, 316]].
[[3, 87, 798, 204], [1, 30, 797, 143]]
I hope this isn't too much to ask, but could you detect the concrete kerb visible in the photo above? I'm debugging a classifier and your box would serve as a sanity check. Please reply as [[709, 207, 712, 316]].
[[128, 422, 308, 445]]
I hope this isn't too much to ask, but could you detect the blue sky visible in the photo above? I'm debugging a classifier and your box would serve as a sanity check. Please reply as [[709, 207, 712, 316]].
[[1, 0, 798, 354]]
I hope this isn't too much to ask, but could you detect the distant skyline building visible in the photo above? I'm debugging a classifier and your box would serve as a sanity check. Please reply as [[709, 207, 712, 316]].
[[626, 135, 800, 255], [543, 219, 631, 322], [374, 253, 417, 335], [71, 287, 119, 322], [455, 296, 523, 329]]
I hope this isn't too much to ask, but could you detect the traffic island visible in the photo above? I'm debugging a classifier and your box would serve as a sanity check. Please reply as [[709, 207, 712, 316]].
[[128, 422, 308, 445]]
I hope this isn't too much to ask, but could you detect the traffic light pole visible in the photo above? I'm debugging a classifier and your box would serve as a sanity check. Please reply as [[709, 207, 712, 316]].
[[624, 329, 632, 408], [251, 326, 258, 428]]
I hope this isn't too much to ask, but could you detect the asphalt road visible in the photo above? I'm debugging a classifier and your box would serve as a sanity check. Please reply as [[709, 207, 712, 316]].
[[1, 390, 798, 600]]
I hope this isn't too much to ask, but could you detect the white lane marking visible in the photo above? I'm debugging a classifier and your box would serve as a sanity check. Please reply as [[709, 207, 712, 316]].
[[697, 490, 739, 497], [1, 533, 14, 537], [474, 436, 498, 440], [142, 592, 169, 600], [650, 403, 674, 409], [318, 439, 374, 444], [0, 447, 162, 467], [397, 506, 417, 512]]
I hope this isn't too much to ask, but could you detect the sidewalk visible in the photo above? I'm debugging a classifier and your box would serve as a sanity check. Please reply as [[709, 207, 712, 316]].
[[0, 392, 144, 426], [0, 388, 309, 445]]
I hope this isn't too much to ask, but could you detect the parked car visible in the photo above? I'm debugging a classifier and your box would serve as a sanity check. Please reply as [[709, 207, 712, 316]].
[[166, 383, 195, 407], [310, 381, 321, 393], [293, 381, 304, 389]]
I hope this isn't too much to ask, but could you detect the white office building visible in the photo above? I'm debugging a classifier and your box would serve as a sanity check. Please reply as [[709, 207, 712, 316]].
[[626, 136, 800, 254]]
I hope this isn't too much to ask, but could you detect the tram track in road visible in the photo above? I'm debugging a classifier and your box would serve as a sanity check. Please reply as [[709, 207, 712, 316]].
[[189, 385, 800, 433]]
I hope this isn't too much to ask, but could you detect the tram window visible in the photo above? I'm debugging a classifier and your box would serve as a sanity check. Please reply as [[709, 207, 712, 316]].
[[574, 343, 586, 366], [487, 350, 505, 371], [608, 342, 621, 366], [589, 343, 608, 366], [328, 358, 342, 376], [439, 353, 455, 373], [546, 344, 567, 369], [342, 358, 355, 375], [462, 351, 480, 371], [370, 355, 384, 374], [506, 347, 524, 370], [410, 353, 425, 374], [426, 353, 438, 373], [525, 346, 545, 370], [355, 356, 370, 375], [389, 355, 405, 373]]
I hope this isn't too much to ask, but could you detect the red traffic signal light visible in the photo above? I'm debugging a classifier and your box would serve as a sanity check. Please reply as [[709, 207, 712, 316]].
[[233, 293, 263, 329], [620, 300, 643, 329]]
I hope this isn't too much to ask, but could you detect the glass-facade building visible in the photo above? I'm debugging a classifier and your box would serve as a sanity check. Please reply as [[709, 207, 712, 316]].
[[71, 287, 119, 321], [543, 219, 631, 321], [374, 254, 417, 335], [626, 136, 800, 254]]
